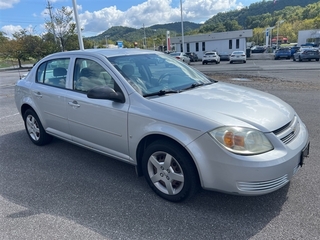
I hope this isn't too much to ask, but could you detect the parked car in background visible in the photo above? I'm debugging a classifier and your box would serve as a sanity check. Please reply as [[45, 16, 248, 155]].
[[185, 52, 199, 62], [169, 52, 190, 64], [290, 46, 301, 58], [293, 48, 320, 62], [14, 48, 310, 202], [301, 43, 318, 48], [218, 52, 230, 61], [251, 46, 266, 53], [230, 51, 247, 63], [202, 52, 220, 64], [274, 48, 291, 60]]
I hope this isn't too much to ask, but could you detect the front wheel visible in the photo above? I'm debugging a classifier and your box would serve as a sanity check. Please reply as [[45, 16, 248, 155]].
[[142, 140, 199, 202], [23, 109, 52, 146]]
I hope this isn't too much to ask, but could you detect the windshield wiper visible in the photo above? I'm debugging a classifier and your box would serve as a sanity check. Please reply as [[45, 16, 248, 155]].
[[143, 89, 180, 97], [181, 82, 213, 91]]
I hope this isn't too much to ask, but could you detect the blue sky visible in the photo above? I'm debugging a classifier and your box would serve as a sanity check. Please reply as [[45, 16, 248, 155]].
[[0, 0, 263, 37]]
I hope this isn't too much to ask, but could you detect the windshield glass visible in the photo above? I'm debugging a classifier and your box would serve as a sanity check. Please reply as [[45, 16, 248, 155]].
[[107, 53, 212, 96]]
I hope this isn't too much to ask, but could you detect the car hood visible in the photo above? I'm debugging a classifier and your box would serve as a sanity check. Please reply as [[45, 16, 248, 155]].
[[152, 82, 295, 132]]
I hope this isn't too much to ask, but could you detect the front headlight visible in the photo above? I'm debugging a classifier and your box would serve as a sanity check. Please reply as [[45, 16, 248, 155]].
[[209, 126, 273, 155]]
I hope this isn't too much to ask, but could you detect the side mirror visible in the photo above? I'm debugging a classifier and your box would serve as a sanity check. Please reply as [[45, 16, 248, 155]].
[[87, 86, 125, 103]]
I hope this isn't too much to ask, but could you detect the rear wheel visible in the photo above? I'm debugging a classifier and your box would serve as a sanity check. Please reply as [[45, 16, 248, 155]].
[[316, 58, 319, 61], [142, 140, 199, 202], [23, 109, 52, 146]]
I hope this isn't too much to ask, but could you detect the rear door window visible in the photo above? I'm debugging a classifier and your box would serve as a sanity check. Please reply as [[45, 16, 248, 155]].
[[36, 58, 70, 88]]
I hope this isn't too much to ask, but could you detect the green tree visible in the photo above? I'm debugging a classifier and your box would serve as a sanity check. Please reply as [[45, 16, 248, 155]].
[[0, 32, 10, 57], [45, 6, 75, 51]]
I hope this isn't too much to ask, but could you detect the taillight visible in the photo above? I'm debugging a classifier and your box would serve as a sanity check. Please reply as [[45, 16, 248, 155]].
[[176, 57, 180, 59]]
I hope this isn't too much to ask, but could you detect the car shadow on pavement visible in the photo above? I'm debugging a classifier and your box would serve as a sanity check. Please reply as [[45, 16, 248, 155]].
[[1, 130, 289, 240]]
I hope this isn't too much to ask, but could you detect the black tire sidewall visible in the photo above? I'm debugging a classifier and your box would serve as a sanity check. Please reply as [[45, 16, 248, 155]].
[[23, 109, 52, 146], [142, 140, 199, 202]]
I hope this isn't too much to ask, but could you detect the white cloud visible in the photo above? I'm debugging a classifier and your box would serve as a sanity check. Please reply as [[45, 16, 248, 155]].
[[1, 25, 23, 37], [0, 0, 19, 9], [1, 24, 40, 39], [78, 0, 244, 36], [1, 0, 245, 37]]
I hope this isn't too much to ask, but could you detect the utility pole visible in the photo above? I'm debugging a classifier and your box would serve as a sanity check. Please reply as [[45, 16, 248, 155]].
[[143, 24, 147, 49], [46, 0, 57, 44], [72, 0, 84, 50], [276, 20, 285, 49], [180, 0, 185, 53]]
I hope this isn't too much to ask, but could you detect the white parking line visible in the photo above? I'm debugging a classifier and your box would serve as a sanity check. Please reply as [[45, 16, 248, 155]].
[[0, 113, 20, 120]]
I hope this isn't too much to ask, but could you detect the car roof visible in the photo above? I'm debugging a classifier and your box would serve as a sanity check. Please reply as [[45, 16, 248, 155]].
[[232, 51, 245, 53], [170, 52, 181, 55], [44, 48, 161, 59]]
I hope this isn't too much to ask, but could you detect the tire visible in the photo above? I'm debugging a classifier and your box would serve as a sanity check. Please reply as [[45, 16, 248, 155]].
[[244, 60, 246, 63], [23, 109, 52, 146], [142, 140, 199, 202], [316, 59, 319, 61], [230, 61, 233, 64], [299, 56, 302, 62], [293, 57, 296, 61]]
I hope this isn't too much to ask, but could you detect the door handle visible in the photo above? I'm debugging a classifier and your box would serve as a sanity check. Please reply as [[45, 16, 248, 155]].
[[33, 91, 42, 98], [68, 100, 80, 108]]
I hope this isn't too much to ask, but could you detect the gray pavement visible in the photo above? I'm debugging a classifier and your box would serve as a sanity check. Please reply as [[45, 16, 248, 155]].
[[0, 59, 319, 240]]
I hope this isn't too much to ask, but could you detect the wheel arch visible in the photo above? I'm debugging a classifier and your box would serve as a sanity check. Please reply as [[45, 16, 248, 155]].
[[21, 103, 36, 119], [135, 134, 200, 182]]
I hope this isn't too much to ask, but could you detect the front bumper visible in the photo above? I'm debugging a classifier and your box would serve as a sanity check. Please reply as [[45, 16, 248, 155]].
[[187, 122, 309, 195]]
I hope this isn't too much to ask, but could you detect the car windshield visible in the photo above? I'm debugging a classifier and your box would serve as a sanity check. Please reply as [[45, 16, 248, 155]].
[[107, 53, 213, 97]]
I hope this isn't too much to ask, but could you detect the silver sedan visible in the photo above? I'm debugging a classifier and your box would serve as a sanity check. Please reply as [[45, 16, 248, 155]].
[[15, 48, 309, 202]]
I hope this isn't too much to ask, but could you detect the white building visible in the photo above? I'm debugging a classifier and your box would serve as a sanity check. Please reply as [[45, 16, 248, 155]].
[[297, 29, 320, 46], [170, 30, 253, 59]]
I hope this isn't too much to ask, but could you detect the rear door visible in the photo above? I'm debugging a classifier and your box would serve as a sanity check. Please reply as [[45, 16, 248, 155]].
[[31, 58, 71, 139]]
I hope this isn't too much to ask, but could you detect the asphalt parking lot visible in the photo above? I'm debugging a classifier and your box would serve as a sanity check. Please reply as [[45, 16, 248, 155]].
[[0, 58, 319, 240]]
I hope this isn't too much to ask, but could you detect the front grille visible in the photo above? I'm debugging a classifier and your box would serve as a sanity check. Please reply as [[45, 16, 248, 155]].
[[281, 131, 296, 144], [272, 116, 299, 144], [237, 175, 289, 192], [273, 121, 291, 135]]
